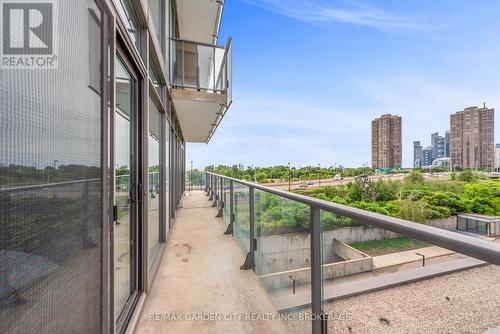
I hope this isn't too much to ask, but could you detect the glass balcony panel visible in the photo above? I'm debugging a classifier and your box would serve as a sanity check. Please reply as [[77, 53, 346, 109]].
[[170, 39, 231, 94], [233, 182, 250, 255], [225, 39, 233, 105], [316, 209, 495, 333], [253, 189, 312, 333], [223, 179, 230, 225], [217, 178, 223, 211]]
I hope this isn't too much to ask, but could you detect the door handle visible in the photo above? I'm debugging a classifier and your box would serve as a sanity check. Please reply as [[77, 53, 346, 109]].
[[129, 182, 136, 203]]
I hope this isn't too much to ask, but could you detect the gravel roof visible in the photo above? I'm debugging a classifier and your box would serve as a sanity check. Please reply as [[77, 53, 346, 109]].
[[284, 265, 500, 334]]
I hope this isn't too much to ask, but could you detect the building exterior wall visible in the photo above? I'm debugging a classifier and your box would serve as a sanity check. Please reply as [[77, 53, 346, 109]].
[[0, 0, 218, 333], [495, 144, 500, 171], [372, 114, 402, 169], [451, 107, 495, 170]]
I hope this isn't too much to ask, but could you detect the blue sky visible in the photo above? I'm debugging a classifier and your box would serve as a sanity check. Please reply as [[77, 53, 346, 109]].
[[187, 0, 500, 169]]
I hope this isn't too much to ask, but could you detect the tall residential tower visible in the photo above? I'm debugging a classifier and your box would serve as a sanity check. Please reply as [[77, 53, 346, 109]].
[[372, 114, 402, 169], [450, 106, 495, 170]]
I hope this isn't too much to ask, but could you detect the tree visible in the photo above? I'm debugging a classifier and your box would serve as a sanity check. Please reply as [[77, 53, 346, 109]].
[[256, 172, 267, 183], [458, 169, 475, 182]]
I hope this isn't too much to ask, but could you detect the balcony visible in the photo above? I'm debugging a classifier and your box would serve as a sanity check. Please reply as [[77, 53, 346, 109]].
[[135, 172, 500, 334], [170, 38, 232, 143]]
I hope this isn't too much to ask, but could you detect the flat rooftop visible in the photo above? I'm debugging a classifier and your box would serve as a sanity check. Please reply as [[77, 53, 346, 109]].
[[285, 265, 500, 334]]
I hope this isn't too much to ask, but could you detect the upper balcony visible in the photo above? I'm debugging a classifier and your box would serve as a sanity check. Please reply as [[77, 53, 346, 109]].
[[169, 38, 232, 143]]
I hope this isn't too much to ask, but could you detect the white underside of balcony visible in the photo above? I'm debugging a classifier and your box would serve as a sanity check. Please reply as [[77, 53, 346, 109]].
[[176, 0, 221, 44], [172, 89, 227, 143]]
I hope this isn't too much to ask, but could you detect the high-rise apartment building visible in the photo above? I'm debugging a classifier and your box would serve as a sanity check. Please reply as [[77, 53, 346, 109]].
[[495, 144, 500, 171], [0, 1, 233, 333], [450, 106, 495, 169], [372, 114, 402, 169], [413, 141, 423, 167]]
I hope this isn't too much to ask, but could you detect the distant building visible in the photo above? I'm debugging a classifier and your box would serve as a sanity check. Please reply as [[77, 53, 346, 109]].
[[422, 146, 434, 166], [495, 144, 500, 171], [372, 114, 402, 169], [432, 157, 451, 168], [457, 213, 500, 236], [451, 106, 495, 170], [445, 131, 451, 158], [431, 132, 446, 159], [413, 141, 423, 167]]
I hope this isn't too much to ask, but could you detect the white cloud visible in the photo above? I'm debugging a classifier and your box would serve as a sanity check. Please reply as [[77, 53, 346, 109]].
[[240, 0, 436, 32]]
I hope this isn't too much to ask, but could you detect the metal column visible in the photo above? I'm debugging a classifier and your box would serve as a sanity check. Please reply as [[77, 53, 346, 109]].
[[209, 174, 214, 200], [212, 176, 218, 207], [311, 206, 326, 334]]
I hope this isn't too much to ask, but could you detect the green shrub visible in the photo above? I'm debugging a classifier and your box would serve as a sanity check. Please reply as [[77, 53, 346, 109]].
[[458, 169, 475, 182], [405, 171, 425, 184]]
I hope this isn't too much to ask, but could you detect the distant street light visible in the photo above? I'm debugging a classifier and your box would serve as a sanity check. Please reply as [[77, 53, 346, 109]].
[[318, 163, 321, 187]]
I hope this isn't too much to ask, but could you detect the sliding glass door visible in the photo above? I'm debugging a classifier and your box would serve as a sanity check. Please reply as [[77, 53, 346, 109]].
[[114, 53, 139, 327]]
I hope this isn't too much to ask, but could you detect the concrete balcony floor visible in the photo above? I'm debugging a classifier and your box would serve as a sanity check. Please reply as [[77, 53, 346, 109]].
[[134, 190, 288, 334]]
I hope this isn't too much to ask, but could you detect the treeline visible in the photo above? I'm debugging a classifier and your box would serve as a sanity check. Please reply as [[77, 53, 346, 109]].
[[305, 171, 500, 222], [205, 164, 377, 183]]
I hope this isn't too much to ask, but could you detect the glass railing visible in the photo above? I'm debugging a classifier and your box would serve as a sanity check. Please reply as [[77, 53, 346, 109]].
[[170, 38, 232, 97], [204, 171, 500, 334]]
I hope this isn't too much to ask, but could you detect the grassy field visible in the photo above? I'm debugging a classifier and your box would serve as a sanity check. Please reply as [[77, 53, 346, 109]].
[[350, 237, 429, 256]]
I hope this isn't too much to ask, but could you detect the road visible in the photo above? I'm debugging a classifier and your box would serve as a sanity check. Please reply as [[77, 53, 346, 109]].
[[263, 173, 451, 191]]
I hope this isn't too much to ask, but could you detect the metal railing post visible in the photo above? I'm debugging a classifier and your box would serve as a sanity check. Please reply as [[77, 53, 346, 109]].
[[209, 174, 214, 200], [205, 173, 208, 193], [216, 177, 224, 217], [224, 179, 234, 235], [241, 186, 255, 270], [311, 206, 326, 334], [212, 176, 218, 207]]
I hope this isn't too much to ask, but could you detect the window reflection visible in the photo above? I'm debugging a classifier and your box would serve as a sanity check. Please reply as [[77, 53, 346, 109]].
[[116, 0, 141, 50], [148, 97, 161, 268]]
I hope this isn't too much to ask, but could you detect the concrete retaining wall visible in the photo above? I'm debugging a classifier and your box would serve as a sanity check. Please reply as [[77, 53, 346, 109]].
[[254, 218, 456, 290], [429, 216, 457, 230], [256, 239, 373, 291], [255, 227, 396, 275], [327, 226, 399, 245]]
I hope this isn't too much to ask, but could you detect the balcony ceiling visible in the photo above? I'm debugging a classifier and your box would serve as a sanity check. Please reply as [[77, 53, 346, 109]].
[[172, 90, 226, 143], [176, 0, 222, 44]]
